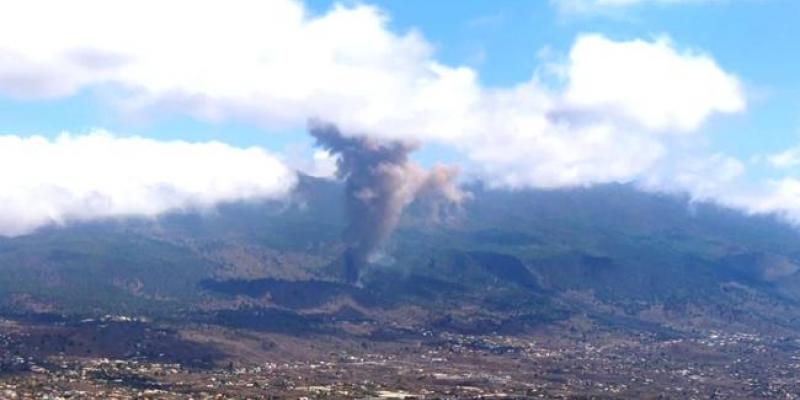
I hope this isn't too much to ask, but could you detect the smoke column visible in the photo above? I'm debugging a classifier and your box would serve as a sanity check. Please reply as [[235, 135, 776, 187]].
[[310, 121, 465, 283]]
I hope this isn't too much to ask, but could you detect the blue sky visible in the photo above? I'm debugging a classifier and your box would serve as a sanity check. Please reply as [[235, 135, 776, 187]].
[[0, 0, 798, 235]]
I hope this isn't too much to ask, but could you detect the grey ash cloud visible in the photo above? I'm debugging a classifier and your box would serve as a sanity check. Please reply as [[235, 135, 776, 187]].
[[310, 120, 466, 283]]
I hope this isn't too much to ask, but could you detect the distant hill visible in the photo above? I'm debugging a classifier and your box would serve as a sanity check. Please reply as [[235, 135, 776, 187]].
[[3, 176, 800, 335]]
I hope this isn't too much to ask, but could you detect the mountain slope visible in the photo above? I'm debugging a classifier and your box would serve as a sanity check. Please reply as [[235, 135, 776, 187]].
[[2, 177, 800, 335]]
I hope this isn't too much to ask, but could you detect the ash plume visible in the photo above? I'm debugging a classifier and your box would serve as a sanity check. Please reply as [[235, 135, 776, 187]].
[[310, 121, 466, 283]]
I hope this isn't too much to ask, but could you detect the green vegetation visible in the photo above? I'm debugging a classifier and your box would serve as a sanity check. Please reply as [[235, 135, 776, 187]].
[[3, 179, 800, 334]]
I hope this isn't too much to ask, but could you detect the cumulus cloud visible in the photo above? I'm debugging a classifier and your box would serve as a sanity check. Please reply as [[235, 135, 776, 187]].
[[639, 152, 746, 200], [552, 0, 715, 14], [703, 177, 800, 225], [0, 0, 753, 219], [766, 146, 800, 169], [0, 132, 296, 236], [463, 97, 667, 188], [743, 178, 800, 221], [657, 144, 800, 224], [563, 34, 744, 132], [0, 0, 471, 141], [0, 1, 742, 135], [460, 33, 742, 188], [635, 148, 800, 226]]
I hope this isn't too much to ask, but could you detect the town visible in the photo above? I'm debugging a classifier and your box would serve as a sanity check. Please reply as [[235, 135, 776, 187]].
[[2, 315, 800, 399]]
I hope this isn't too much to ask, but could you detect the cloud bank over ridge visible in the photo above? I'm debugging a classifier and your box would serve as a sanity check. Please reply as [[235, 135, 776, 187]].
[[0, 132, 296, 236]]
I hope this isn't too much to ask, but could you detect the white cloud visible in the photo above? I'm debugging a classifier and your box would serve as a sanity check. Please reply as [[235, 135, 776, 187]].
[[637, 149, 800, 226], [458, 34, 743, 187], [701, 177, 800, 225], [0, 1, 750, 215], [0, 0, 474, 142], [564, 34, 744, 132], [309, 150, 339, 179], [766, 146, 800, 168], [0, 1, 742, 138], [552, 0, 715, 14], [461, 82, 667, 188], [638, 152, 746, 201], [0, 132, 296, 236], [743, 178, 800, 221]]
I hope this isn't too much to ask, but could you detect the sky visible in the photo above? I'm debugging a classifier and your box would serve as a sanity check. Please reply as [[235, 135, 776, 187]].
[[0, 0, 798, 235]]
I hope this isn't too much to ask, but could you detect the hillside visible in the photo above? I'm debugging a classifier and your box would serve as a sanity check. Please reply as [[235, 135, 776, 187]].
[[0, 177, 799, 337]]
